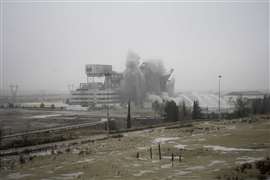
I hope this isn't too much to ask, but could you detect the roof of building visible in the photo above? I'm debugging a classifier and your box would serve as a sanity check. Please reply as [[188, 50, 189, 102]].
[[226, 91, 265, 96]]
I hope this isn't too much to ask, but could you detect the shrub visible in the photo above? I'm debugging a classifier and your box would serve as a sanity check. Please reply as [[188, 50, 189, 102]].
[[192, 100, 201, 119], [40, 103, 45, 108], [51, 104, 55, 109], [234, 96, 250, 118], [164, 100, 179, 122]]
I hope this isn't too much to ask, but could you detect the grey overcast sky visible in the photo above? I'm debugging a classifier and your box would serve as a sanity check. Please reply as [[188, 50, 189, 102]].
[[0, 0, 269, 93]]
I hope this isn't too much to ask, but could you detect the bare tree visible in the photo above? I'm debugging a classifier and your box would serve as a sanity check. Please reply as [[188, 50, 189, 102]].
[[234, 96, 250, 118], [192, 100, 201, 119]]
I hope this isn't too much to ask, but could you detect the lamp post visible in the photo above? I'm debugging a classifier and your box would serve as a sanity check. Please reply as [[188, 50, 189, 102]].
[[105, 72, 111, 132], [218, 75, 222, 118]]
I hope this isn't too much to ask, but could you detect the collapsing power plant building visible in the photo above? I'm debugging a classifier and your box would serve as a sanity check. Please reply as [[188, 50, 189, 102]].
[[69, 51, 175, 107]]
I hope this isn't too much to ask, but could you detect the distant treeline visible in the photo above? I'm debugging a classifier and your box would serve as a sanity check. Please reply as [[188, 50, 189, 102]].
[[152, 95, 270, 122]]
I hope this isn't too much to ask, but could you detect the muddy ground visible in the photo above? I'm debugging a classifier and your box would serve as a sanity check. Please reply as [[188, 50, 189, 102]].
[[0, 115, 270, 180]]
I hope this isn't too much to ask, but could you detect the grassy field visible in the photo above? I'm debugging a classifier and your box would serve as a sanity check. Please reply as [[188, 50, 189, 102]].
[[0, 115, 270, 180], [0, 108, 155, 135]]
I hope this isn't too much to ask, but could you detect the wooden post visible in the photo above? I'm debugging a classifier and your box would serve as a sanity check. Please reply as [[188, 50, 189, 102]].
[[104, 122, 107, 131], [149, 147, 152, 159], [171, 153, 174, 167], [136, 152, 139, 159], [179, 154, 181, 162], [158, 143, 161, 160]]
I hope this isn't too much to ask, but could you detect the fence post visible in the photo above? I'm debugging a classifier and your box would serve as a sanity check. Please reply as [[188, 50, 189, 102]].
[[158, 143, 161, 160], [150, 147, 152, 159], [171, 153, 174, 167]]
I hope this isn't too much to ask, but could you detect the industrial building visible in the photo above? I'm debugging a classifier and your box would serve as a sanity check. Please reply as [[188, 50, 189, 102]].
[[69, 51, 175, 108], [69, 64, 123, 107]]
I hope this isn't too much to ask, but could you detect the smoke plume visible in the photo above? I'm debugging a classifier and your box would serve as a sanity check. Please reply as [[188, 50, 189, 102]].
[[121, 51, 146, 106], [121, 51, 174, 106]]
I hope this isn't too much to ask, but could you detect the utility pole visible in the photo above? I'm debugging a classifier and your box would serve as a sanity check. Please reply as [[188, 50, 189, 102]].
[[127, 98, 131, 129], [10, 84, 18, 105], [105, 72, 111, 132], [218, 75, 222, 119]]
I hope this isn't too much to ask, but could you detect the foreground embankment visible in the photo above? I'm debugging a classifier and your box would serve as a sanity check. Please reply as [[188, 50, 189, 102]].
[[0, 115, 270, 180]]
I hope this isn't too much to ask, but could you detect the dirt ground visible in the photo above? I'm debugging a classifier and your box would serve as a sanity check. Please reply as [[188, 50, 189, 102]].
[[0, 115, 270, 180]]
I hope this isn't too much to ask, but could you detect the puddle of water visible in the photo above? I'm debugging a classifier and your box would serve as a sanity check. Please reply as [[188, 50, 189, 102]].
[[153, 137, 179, 144]]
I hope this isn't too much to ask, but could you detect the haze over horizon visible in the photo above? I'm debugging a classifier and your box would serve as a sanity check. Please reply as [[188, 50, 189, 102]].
[[0, 1, 269, 94]]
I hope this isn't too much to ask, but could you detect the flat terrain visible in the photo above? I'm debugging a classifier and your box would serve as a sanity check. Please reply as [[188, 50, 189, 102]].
[[0, 109, 99, 135], [1, 115, 270, 180], [0, 108, 154, 135]]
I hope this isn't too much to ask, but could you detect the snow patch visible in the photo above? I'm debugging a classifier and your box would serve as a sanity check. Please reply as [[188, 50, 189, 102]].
[[29, 114, 61, 119], [74, 158, 94, 164], [7, 173, 32, 179], [60, 172, 84, 179], [161, 163, 172, 169], [66, 105, 88, 111], [236, 156, 264, 164], [133, 170, 154, 177], [204, 145, 253, 152], [175, 170, 192, 176], [174, 144, 187, 149], [186, 166, 205, 171], [137, 147, 148, 150], [208, 160, 226, 167], [153, 137, 179, 144]]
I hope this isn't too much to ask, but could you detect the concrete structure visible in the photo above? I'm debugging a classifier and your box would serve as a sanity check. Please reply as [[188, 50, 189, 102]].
[[69, 64, 122, 107], [225, 91, 265, 100], [69, 55, 175, 108], [224, 91, 265, 107]]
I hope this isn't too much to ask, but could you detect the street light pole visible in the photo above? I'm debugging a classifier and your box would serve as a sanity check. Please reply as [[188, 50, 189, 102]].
[[105, 72, 111, 132], [218, 75, 222, 118]]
